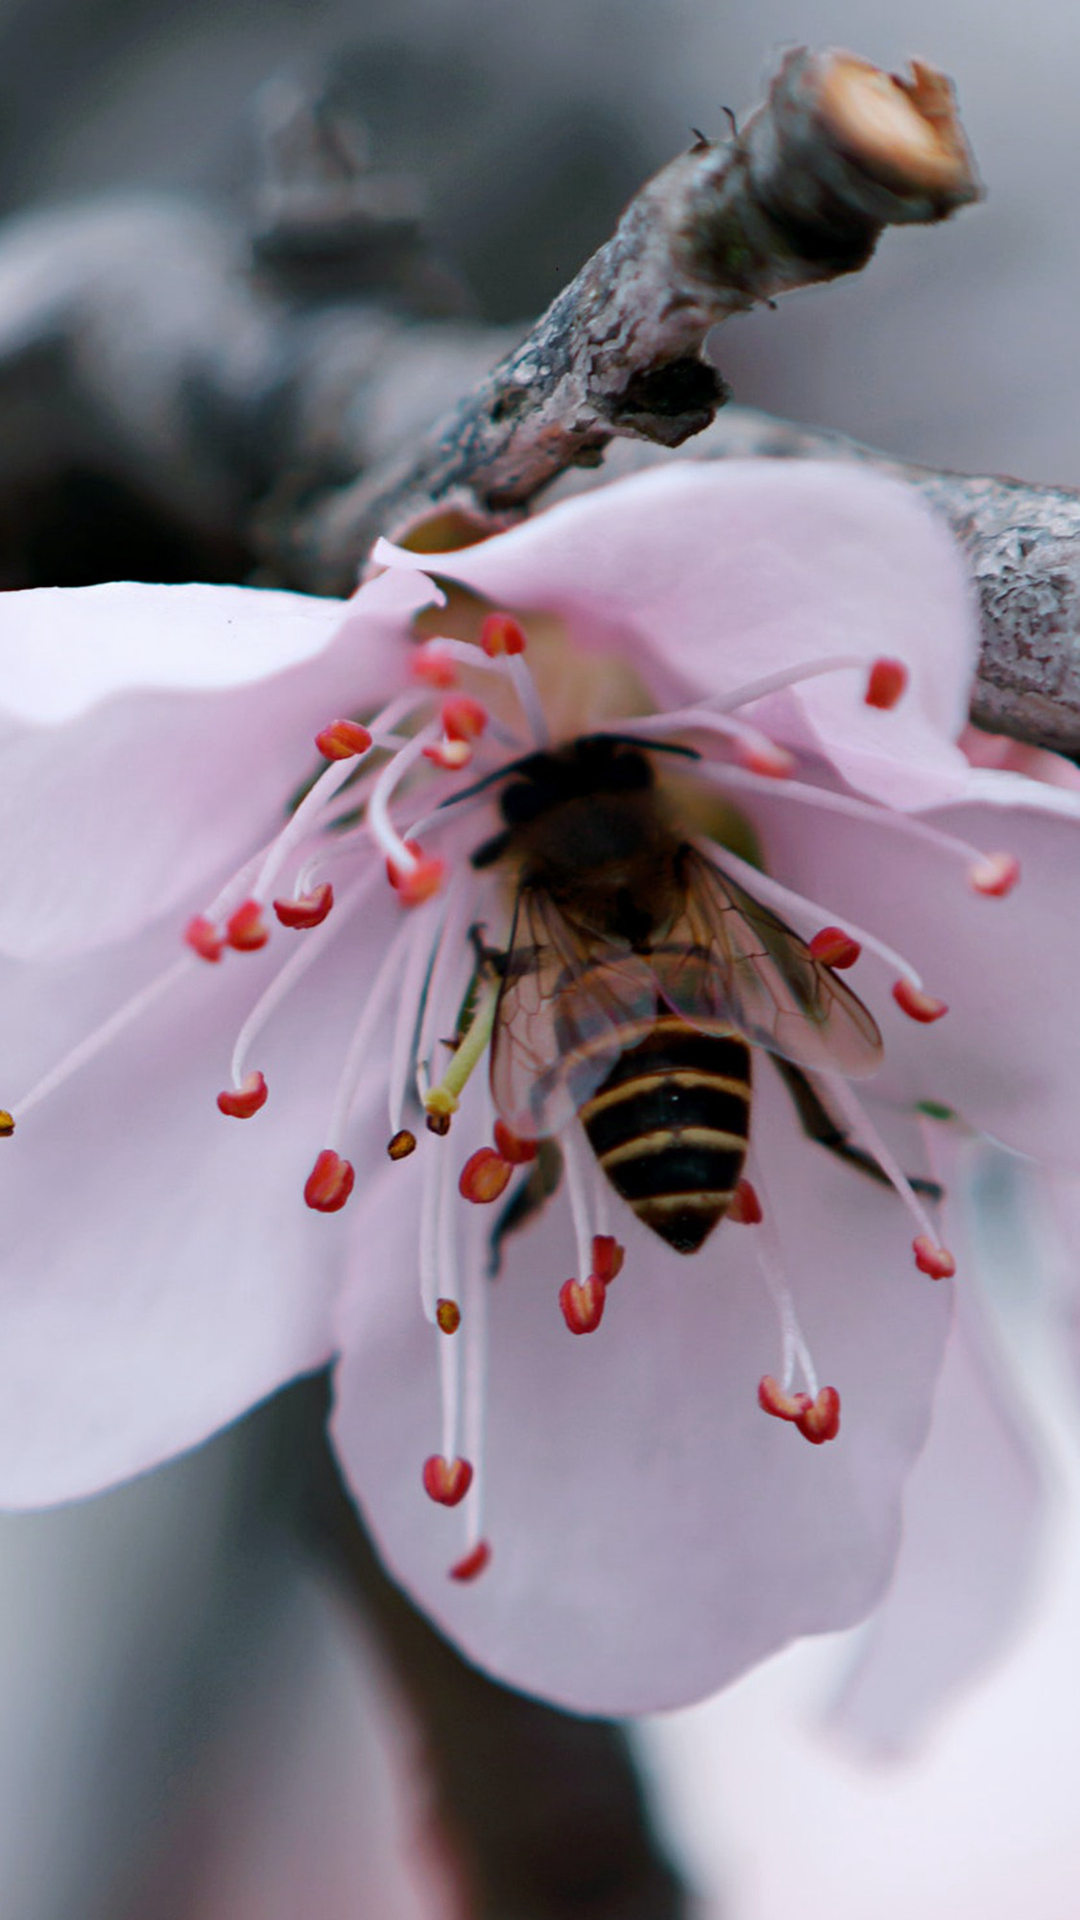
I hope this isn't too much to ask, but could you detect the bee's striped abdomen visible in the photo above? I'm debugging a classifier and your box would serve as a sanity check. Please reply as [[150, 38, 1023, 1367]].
[[578, 1014, 751, 1254]]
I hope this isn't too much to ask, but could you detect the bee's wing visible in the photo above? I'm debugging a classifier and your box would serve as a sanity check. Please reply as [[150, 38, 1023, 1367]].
[[649, 847, 883, 1078], [490, 888, 658, 1139]]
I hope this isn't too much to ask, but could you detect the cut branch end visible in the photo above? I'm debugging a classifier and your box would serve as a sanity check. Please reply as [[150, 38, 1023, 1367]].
[[818, 54, 980, 209]]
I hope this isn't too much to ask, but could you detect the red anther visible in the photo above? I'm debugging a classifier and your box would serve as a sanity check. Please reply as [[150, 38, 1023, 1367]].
[[442, 696, 488, 742], [436, 1298, 461, 1334], [480, 611, 527, 657], [387, 1128, 417, 1161], [216, 1071, 268, 1119], [411, 644, 458, 689], [225, 899, 269, 952], [388, 846, 445, 906], [591, 1234, 625, 1284], [892, 978, 949, 1023], [184, 914, 224, 962], [450, 1539, 492, 1582], [759, 1375, 839, 1441], [795, 1386, 842, 1445], [758, 1375, 813, 1422], [559, 1274, 606, 1335], [386, 838, 422, 887], [969, 851, 1021, 898], [304, 1149, 355, 1213], [734, 736, 795, 779], [423, 738, 473, 771], [865, 657, 909, 709], [396, 857, 446, 907], [493, 1119, 538, 1165], [314, 718, 373, 760], [809, 926, 862, 969], [728, 1177, 763, 1226], [459, 1147, 513, 1204], [913, 1233, 957, 1280], [422, 1454, 474, 1507], [274, 882, 334, 930]]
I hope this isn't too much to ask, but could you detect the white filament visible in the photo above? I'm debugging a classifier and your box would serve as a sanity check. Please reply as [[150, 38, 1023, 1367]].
[[228, 869, 382, 1089], [698, 837, 925, 988]]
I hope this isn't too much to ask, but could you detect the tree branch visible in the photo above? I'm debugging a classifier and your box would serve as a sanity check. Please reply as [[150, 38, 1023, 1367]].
[[282, 47, 978, 589]]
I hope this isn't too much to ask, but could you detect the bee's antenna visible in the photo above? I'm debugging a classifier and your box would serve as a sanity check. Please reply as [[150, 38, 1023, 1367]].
[[594, 731, 702, 762]]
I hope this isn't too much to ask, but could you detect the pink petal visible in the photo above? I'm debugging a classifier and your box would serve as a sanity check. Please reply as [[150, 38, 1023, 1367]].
[[960, 723, 1080, 791], [745, 775, 1080, 1168], [829, 1141, 1044, 1752], [330, 1067, 950, 1715], [377, 462, 978, 806], [0, 572, 437, 960], [0, 893, 402, 1506]]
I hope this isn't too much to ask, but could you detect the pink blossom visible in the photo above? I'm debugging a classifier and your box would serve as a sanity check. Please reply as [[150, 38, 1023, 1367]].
[[0, 460, 1075, 1716]]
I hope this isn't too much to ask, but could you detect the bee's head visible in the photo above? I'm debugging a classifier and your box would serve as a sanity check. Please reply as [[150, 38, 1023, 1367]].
[[498, 736, 653, 828], [469, 734, 696, 869]]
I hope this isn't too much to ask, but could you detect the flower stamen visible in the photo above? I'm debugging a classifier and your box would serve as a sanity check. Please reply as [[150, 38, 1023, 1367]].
[[701, 840, 926, 998], [322, 917, 415, 1156], [817, 1071, 956, 1278], [559, 1274, 607, 1334], [591, 1233, 625, 1283], [912, 1233, 957, 1280], [314, 718, 373, 761], [449, 1540, 492, 1582], [694, 650, 908, 715], [304, 1148, 355, 1212], [224, 900, 269, 952], [226, 871, 381, 1096], [368, 728, 446, 891], [184, 915, 224, 963], [12, 956, 193, 1123], [423, 1455, 473, 1506], [273, 883, 335, 930], [448, 1200, 492, 1579], [741, 1155, 839, 1443], [727, 1176, 763, 1225], [623, 709, 795, 778], [893, 979, 949, 1023], [864, 658, 908, 709], [217, 1070, 268, 1119], [424, 977, 500, 1130], [969, 851, 1021, 897], [700, 764, 1020, 901], [459, 1146, 513, 1203], [758, 1375, 842, 1444]]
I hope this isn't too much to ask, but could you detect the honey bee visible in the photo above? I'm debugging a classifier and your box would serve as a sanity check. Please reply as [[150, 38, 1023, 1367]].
[[473, 734, 884, 1255]]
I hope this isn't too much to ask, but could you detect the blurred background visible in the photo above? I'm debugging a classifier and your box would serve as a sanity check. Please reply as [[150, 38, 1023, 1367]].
[[0, 0, 1074, 482], [2, 1, 1080, 1915]]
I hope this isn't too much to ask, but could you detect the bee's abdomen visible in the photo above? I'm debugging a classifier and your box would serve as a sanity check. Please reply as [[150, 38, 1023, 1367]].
[[578, 1015, 751, 1255]]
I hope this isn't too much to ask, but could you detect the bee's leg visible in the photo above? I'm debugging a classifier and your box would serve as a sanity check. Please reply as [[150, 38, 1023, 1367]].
[[487, 1139, 564, 1277], [468, 923, 507, 979], [774, 1058, 944, 1204]]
